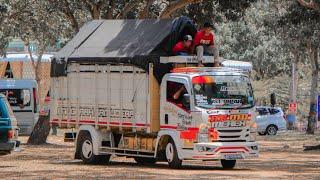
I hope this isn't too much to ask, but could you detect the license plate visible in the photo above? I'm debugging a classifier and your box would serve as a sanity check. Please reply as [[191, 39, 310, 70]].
[[224, 154, 243, 160]]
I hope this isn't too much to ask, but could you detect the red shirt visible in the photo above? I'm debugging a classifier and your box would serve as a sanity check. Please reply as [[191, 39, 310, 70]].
[[193, 30, 214, 46], [173, 41, 191, 54]]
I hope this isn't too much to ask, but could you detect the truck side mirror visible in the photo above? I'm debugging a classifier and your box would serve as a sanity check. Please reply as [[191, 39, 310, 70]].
[[182, 94, 190, 110]]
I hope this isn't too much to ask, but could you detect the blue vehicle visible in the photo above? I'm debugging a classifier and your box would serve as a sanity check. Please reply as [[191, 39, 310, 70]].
[[0, 94, 20, 155]]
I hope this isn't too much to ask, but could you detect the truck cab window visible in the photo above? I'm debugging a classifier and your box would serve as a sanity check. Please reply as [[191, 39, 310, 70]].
[[167, 81, 190, 110]]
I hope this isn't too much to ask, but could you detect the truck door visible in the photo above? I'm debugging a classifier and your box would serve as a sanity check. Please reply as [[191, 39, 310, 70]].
[[161, 78, 193, 130]]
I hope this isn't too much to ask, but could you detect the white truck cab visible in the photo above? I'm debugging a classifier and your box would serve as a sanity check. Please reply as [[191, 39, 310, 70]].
[[159, 68, 258, 164]]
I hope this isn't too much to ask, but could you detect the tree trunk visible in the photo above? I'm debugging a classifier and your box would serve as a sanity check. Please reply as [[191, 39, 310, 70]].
[[92, 4, 100, 19], [159, 0, 203, 18], [288, 50, 299, 130], [306, 47, 319, 134], [25, 44, 51, 144], [62, 0, 79, 32], [27, 115, 50, 145], [139, 0, 155, 19]]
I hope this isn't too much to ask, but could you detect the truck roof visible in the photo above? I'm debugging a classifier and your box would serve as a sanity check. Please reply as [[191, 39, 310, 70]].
[[51, 16, 197, 80]]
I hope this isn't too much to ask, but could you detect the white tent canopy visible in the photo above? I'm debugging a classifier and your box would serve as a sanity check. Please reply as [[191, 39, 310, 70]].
[[0, 53, 54, 62]]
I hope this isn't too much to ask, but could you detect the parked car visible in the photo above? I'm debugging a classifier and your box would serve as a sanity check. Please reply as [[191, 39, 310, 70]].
[[255, 106, 287, 135], [0, 94, 20, 155]]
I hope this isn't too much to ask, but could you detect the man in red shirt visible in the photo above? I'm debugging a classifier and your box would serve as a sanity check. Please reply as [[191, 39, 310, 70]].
[[172, 35, 193, 55], [192, 22, 216, 66]]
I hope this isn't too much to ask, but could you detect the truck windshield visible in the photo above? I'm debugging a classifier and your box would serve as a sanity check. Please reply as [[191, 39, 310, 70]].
[[193, 75, 254, 109]]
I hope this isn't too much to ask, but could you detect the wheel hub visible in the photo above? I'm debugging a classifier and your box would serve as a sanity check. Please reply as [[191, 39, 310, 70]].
[[166, 143, 174, 162], [82, 140, 93, 159]]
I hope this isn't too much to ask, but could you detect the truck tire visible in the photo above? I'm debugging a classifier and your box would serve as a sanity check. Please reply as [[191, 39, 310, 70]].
[[221, 159, 236, 169], [133, 157, 157, 165], [165, 138, 182, 169], [78, 131, 110, 164], [266, 125, 278, 135]]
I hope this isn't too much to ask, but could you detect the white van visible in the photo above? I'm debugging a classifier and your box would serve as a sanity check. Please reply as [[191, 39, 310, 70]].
[[0, 79, 39, 135]]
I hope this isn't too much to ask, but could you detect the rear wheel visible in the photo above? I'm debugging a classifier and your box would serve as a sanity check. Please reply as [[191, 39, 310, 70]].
[[266, 125, 278, 135], [134, 157, 157, 165], [258, 132, 266, 136], [165, 139, 182, 169], [221, 159, 236, 169], [79, 131, 110, 164]]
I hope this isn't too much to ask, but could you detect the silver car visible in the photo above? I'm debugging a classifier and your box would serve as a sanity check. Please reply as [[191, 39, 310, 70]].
[[255, 106, 287, 135]]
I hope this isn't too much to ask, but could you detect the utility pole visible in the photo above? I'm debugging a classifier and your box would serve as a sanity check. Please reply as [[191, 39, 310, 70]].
[[288, 53, 298, 130]]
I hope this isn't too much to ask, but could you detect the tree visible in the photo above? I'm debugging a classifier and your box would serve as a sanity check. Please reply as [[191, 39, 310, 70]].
[[1, 0, 74, 144], [280, 1, 319, 134], [297, 0, 320, 11]]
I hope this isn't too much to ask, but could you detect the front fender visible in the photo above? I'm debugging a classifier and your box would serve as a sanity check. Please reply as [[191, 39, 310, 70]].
[[77, 125, 110, 155], [155, 130, 183, 160]]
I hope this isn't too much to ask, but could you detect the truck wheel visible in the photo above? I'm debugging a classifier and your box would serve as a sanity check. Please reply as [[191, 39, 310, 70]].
[[79, 131, 110, 164], [266, 125, 278, 135], [134, 157, 157, 165], [221, 159, 236, 169], [165, 139, 182, 169]]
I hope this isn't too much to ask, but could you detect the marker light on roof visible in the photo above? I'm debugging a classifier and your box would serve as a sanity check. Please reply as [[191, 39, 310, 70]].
[[192, 76, 214, 84], [171, 67, 199, 73]]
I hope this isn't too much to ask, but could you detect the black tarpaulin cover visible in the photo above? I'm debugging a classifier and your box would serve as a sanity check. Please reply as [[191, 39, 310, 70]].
[[51, 16, 197, 81]]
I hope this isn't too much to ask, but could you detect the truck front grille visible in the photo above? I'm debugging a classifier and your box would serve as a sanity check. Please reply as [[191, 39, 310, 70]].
[[216, 128, 249, 142]]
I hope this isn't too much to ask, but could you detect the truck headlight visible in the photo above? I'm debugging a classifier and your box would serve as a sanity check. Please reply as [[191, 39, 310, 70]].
[[249, 122, 257, 141], [198, 123, 209, 143], [198, 133, 209, 143]]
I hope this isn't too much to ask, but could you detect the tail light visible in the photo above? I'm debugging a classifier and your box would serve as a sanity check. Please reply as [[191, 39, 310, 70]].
[[7, 130, 14, 140]]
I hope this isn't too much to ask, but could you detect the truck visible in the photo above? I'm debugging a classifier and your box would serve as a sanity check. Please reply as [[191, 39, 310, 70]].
[[50, 17, 258, 169]]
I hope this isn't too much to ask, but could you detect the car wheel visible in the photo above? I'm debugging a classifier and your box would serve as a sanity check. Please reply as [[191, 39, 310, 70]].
[[266, 125, 278, 135], [221, 159, 236, 169], [79, 131, 110, 164], [165, 138, 182, 169], [134, 157, 157, 165], [258, 132, 266, 136]]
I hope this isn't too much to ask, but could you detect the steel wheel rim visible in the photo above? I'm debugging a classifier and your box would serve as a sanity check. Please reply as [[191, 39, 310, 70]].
[[82, 140, 93, 159], [166, 143, 174, 163], [268, 126, 276, 135]]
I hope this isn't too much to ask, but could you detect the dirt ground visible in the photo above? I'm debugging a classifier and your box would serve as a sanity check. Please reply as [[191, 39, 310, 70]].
[[0, 131, 320, 179]]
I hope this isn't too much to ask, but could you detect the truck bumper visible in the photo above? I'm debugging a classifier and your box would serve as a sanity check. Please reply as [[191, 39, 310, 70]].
[[0, 140, 20, 154], [182, 141, 259, 160]]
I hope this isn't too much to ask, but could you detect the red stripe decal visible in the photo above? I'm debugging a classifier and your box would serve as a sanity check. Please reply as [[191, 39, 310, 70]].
[[214, 146, 249, 152]]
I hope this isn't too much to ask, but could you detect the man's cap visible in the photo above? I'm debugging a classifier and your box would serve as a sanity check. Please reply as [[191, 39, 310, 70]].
[[204, 22, 213, 28], [183, 35, 193, 41]]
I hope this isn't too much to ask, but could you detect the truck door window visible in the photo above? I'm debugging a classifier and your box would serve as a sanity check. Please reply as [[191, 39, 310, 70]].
[[167, 81, 190, 110]]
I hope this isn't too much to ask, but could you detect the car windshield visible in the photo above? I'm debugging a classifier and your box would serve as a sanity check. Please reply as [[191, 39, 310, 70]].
[[193, 75, 254, 109]]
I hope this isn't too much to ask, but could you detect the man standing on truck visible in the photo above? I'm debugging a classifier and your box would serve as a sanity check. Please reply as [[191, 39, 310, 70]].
[[172, 35, 193, 55], [193, 22, 215, 66]]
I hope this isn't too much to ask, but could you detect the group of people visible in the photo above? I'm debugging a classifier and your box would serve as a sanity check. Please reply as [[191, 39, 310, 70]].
[[172, 21, 216, 65]]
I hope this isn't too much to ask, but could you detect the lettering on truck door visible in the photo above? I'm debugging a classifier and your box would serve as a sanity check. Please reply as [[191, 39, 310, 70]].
[[163, 79, 196, 148]]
